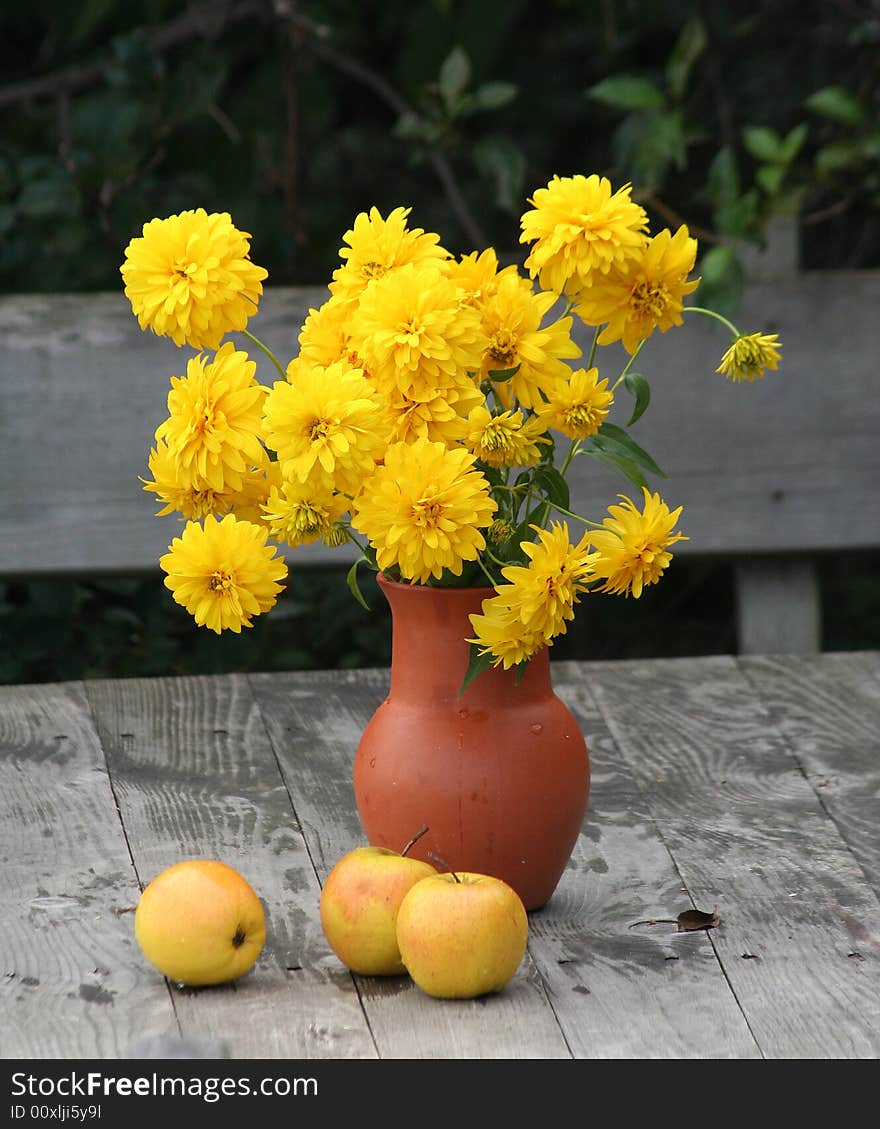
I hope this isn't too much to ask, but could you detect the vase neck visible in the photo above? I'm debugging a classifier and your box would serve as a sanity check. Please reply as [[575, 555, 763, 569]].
[[377, 574, 552, 704]]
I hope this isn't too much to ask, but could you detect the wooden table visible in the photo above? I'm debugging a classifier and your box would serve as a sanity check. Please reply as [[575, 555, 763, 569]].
[[3, 651, 880, 1061]]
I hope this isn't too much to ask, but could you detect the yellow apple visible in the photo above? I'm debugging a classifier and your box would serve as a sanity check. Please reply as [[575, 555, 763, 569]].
[[320, 833, 437, 976], [134, 859, 266, 987], [396, 871, 528, 999]]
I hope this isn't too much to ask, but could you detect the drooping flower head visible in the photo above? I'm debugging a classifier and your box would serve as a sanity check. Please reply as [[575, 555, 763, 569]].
[[351, 438, 497, 583], [716, 332, 782, 383], [383, 385, 481, 447], [574, 226, 700, 355], [468, 522, 594, 667], [329, 206, 449, 303], [142, 439, 271, 522], [463, 405, 550, 469], [296, 293, 368, 371], [262, 359, 390, 496], [154, 342, 268, 494], [519, 174, 649, 296], [120, 209, 268, 349], [160, 513, 287, 633], [261, 479, 349, 548], [350, 261, 487, 403], [589, 488, 687, 598], [536, 367, 614, 441]]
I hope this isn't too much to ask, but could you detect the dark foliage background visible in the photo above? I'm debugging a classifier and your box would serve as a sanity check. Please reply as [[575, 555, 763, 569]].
[[2, 0, 879, 682]]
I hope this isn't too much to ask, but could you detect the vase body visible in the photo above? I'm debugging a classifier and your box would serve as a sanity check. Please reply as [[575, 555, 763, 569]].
[[353, 574, 590, 911]]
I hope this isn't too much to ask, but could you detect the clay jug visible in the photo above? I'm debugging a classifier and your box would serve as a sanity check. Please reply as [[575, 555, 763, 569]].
[[352, 573, 590, 910]]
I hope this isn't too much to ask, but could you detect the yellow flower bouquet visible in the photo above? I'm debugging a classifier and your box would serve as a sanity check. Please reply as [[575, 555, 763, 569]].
[[120, 172, 781, 688]]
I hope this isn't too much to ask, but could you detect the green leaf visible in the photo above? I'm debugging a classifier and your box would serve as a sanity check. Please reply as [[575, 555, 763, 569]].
[[346, 556, 373, 611], [459, 643, 494, 696], [470, 81, 518, 112], [805, 85, 864, 125], [666, 17, 707, 102], [487, 363, 521, 380], [815, 139, 862, 178], [472, 135, 526, 214], [695, 245, 745, 318], [780, 122, 809, 163], [743, 126, 782, 163], [588, 75, 666, 111], [623, 371, 651, 426], [594, 422, 665, 478], [439, 46, 471, 109], [756, 163, 786, 195], [584, 447, 648, 491], [532, 464, 570, 513], [612, 109, 685, 187]]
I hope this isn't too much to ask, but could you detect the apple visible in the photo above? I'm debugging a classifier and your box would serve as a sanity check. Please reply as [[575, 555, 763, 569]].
[[319, 826, 437, 976], [134, 859, 266, 987], [396, 870, 528, 999]]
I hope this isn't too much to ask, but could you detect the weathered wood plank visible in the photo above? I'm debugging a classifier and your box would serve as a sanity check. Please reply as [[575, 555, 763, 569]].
[[527, 662, 761, 1058], [85, 673, 377, 1060], [585, 654, 880, 1058], [735, 557, 822, 654], [248, 667, 572, 1059], [250, 663, 758, 1058], [739, 651, 880, 900], [3, 271, 880, 578], [0, 681, 175, 1058]]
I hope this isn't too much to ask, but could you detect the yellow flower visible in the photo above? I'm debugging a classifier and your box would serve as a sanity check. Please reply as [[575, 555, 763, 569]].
[[261, 480, 348, 548], [574, 226, 700, 355], [154, 342, 268, 494], [296, 294, 366, 371], [589, 488, 687, 598], [142, 440, 271, 521], [262, 359, 389, 496], [478, 272, 581, 409], [350, 261, 487, 402], [536, 367, 614, 440], [443, 247, 520, 306], [383, 385, 481, 446], [463, 404, 550, 468], [160, 513, 287, 633], [329, 206, 449, 303], [468, 522, 594, 666], [716, 332, 782, 383], [466, 598, 547, 670], [120, 209, 268, 349], [519, 174, 648, 296], [351, 438, 497, 583]]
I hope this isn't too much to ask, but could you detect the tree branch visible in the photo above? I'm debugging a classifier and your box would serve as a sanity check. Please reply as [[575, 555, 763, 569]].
[[0, 0, 267, 110]]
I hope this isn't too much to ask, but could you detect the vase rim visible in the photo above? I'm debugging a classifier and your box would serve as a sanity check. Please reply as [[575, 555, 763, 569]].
[[376, 571, 496, 595]]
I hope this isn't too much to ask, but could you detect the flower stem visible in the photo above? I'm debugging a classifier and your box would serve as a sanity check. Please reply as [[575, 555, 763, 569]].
[[610, 340, 646, 392], [586, 324, 600, 369], [684, 305, 741, 338], [242, 328, 287, 380]]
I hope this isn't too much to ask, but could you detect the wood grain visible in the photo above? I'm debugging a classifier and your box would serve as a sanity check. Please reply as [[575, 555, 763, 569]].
[[249, 667, 571, 1059], [523, 663, 760, 1058], [85, 673, 377, 1060], [585, 654, 880, 1058], [3, 272, 879, 578], [0, 681, 175, 1058], [4, 653, 879, 1059]]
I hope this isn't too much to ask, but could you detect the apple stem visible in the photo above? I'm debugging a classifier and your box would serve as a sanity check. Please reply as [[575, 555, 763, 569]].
[[401, 824, 430, 857], [428, 851, 461, 883]]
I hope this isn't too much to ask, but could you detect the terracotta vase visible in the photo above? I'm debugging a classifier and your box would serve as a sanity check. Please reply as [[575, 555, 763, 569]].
[[353, 573, 590, 911]]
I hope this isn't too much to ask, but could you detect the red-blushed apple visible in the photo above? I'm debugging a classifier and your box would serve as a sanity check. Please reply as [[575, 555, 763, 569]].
[[395, 870, 528, 999], [319, 828, 437, 976]]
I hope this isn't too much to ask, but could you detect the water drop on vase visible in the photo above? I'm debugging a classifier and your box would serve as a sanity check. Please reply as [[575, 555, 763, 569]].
[[529, 722, 543, 734]]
